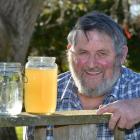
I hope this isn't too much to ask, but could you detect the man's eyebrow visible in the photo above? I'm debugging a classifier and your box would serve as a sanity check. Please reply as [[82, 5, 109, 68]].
[[76, 48, 88, 52], [97, 49, 109, 52]]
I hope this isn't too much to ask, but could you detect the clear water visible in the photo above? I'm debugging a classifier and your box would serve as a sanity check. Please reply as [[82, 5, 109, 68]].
[[0, 81, 23, 115]]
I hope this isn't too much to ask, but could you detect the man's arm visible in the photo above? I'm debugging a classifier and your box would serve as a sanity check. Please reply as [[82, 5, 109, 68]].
[[97, 99, 140, 130]]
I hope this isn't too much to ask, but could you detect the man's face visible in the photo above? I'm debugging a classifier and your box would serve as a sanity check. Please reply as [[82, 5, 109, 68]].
[[68, 30, 122, 97]]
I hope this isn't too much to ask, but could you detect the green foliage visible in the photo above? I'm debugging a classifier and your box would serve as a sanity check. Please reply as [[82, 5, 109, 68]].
[[127, 35, 140, 72]]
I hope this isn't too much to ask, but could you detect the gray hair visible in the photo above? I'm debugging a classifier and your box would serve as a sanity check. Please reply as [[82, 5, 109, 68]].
[[67, 11, 127, 55]]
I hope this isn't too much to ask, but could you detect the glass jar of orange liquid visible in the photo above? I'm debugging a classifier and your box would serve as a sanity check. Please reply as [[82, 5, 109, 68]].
[[24, 57, 57, 114]]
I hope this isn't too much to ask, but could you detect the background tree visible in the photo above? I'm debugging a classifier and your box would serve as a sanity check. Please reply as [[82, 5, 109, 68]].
[[0, 0, 45, 64], [0, 0, 45, 139]]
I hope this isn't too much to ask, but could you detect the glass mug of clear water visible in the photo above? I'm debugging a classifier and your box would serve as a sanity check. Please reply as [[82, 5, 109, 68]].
[[0, 63, 23, 115]]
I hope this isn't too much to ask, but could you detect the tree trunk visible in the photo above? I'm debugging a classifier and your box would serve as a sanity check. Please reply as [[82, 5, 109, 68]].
[[0, 0, 45, 139], [0, 0, 45, 64]]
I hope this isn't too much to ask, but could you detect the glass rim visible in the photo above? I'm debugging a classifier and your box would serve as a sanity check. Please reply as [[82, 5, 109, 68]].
[[27, 56, 56, 61], [28, 56, 55, 58], [0, 62, 21, 68]]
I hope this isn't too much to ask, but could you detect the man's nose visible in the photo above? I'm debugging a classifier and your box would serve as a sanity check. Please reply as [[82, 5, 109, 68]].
[[87, 55, 97, 68]]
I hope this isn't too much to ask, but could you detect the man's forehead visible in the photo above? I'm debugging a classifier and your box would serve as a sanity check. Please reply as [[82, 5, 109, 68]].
[[76, 30, 89, 41], [76, 30, 113, 44]]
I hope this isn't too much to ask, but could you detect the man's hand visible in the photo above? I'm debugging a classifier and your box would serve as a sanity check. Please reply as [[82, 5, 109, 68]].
[[97, 99, 140, 130]]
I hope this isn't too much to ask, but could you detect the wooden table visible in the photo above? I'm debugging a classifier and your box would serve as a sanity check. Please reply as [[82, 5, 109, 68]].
[[0, 110, 124, 140]]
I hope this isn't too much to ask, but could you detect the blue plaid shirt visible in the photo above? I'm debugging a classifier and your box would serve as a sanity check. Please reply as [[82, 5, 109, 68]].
[[25, 66, 140, 140]]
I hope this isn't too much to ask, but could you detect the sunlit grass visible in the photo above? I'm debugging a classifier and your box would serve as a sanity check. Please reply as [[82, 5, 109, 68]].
[[16, 127, 23, 140]]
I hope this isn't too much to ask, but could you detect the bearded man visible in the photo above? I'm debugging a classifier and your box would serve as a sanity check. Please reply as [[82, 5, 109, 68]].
[[25, 11, 140, 140]]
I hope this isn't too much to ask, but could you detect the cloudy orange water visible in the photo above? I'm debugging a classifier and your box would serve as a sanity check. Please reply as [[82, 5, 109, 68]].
[[24, 68, 57, 114]]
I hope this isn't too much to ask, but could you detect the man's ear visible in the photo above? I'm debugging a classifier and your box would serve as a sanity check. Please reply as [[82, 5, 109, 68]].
[[121, 45, 128, 64], [67, 44, 72, 49]]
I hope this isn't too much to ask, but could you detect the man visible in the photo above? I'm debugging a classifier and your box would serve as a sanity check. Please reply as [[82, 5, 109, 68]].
[[25, 11, 140, 139]]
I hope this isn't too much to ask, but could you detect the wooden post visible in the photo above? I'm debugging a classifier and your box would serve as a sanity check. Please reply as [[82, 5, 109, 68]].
[[34, 126, 46, 140], [114, 127, 125, 140], [54, 124, 124, 140], [54, 124, 97, 140]]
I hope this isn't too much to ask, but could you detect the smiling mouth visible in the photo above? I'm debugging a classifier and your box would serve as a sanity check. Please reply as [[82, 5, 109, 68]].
[[85, 71, 102, 76]]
